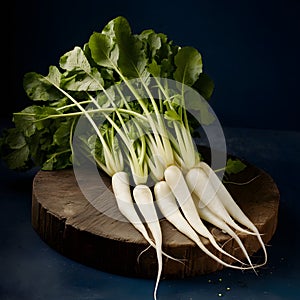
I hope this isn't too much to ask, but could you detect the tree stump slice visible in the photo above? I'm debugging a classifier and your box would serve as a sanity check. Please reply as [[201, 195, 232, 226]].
[[31, 161, 279, 279]]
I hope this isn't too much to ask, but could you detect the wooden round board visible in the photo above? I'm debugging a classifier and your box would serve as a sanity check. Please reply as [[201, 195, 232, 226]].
[[31, 161, 279, 279]]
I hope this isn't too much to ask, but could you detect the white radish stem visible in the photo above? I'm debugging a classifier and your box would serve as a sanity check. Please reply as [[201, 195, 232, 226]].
[[112, 172, 178, 262], [163, 165, 247, 266], [185, 167, 255, 236], [133, 184, 163, 300], [154, 181, 252, 270], [199, 161, 267, 265]]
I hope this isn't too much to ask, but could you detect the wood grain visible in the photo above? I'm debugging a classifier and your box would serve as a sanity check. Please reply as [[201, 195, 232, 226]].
[[31, 162, 279, 279]]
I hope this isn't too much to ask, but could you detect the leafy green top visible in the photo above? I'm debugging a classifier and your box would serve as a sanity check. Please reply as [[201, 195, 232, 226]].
[[0, 16, 245, 177]]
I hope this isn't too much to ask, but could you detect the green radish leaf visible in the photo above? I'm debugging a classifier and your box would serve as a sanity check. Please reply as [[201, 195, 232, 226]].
[[192, 72, 215, 100], [147, 60, 161, 77], [139, 29, 162, 59], [106, 16, 148, 78], [147, 32, 178, 78], [60, 46, 92, 73], [0, 127, 31, 170], [46, 65, 63, 86], [2, 143, 30, 170], [61, 68, 103, 91], [23, 69, 63, 101], [4, 128, 27, 150], [177, 88, 215, 126], [52, 120, 73, 146], [225, 158, 247, 174], [13, 106, 60, 137], [41, 150, 72, 170], [160, 58, 176, 78], [89, 32, 118, 69], [198, 105, 215, 125], [164, 110, 181, 122], [59, 46, 105, 91], [24, 66, 64, 102], [174, 46, 202, 86]]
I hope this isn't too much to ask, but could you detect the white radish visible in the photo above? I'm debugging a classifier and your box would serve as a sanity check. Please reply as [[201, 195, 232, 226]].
[[185, 167, 255, 236], [163, 165, 248, 266], [112, 171, 178, 262], [164, 165, 211, 237], [133, 184, 163, 300], [112, 172, 158, 242], [154, 180, 253, 270], [198, 161, 267, 265]]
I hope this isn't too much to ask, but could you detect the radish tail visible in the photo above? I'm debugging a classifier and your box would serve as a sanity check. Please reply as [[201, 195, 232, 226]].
[[199, 161, 268, 265], [192, 193, 264, 271], [133, 184, 163, 300]]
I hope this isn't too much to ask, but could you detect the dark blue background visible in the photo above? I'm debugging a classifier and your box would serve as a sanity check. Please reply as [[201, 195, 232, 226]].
[[6, 0, 300, 131], [2, 2, 300, 299]]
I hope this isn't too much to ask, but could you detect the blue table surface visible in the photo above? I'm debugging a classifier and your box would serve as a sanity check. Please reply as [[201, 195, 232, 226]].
[[0, 122, 300, 300]]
